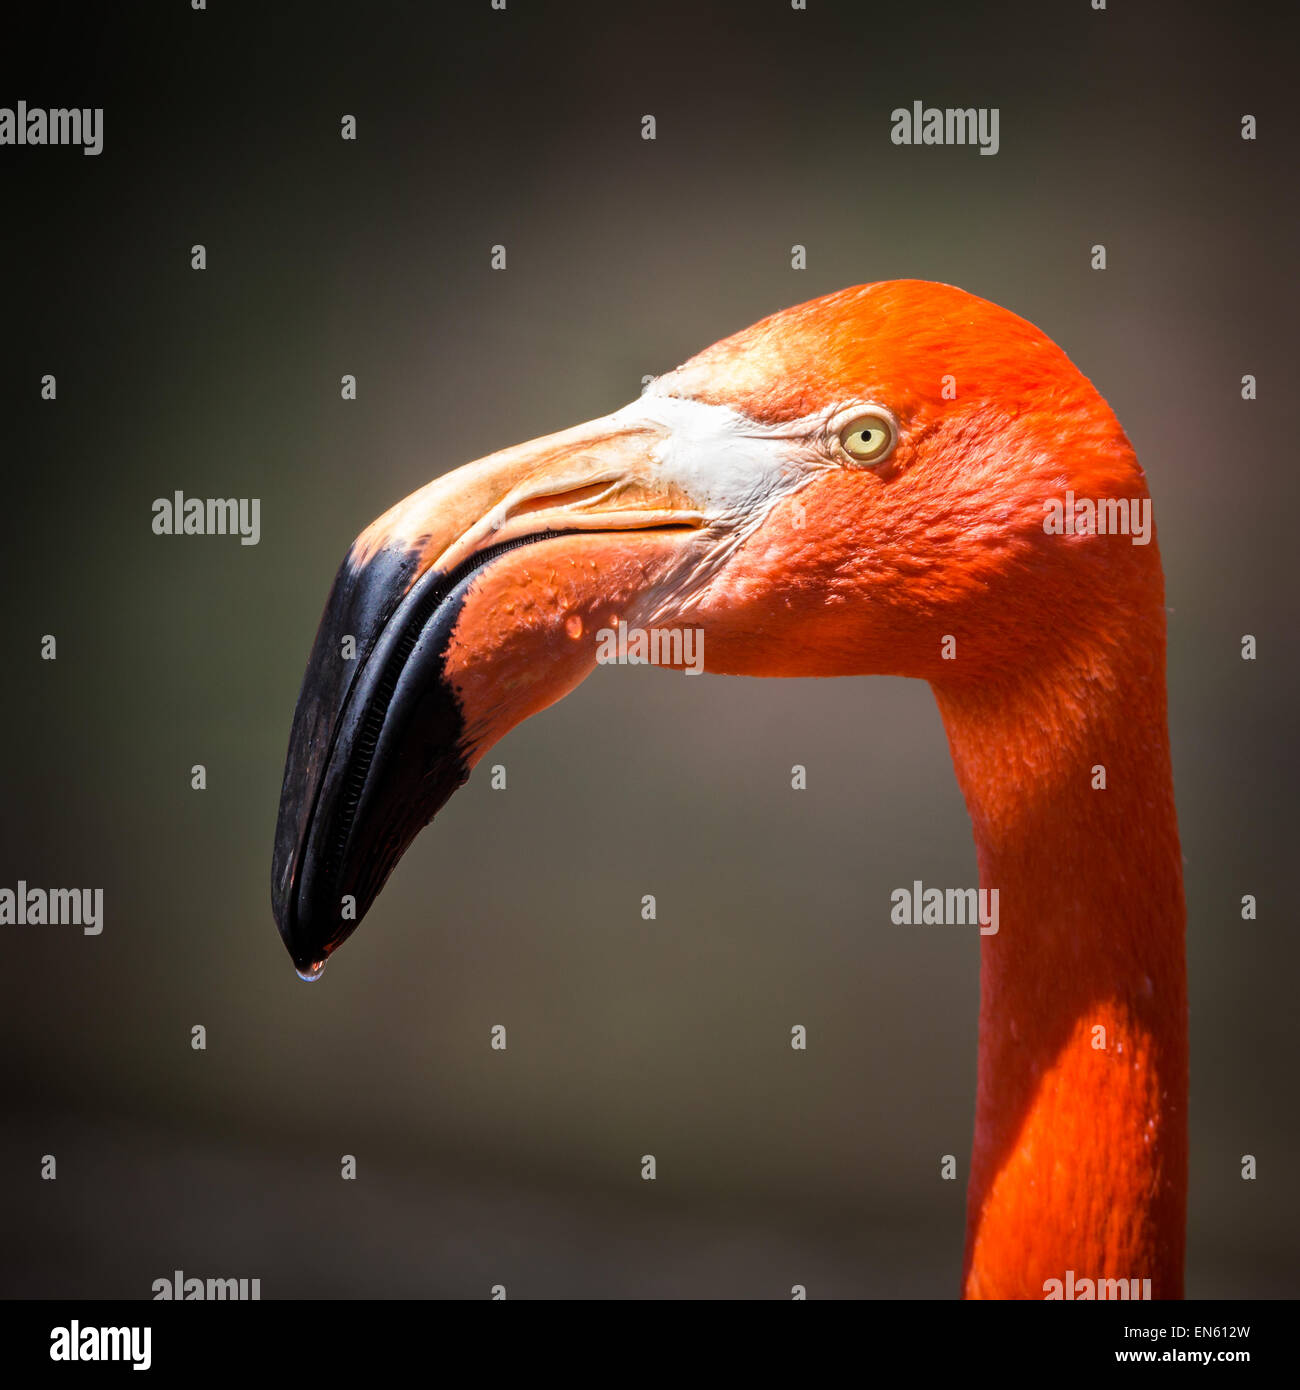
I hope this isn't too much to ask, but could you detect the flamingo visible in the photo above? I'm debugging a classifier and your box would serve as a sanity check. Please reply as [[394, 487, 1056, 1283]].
[[271, 280, 1187, 1299]]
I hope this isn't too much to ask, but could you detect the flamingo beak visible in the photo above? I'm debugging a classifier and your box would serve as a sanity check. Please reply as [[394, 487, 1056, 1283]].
[[271, 409, 710, 976]]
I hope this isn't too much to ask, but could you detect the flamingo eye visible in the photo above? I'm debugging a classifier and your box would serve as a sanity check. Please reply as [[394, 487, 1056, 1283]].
[[839, 413, 896, 464]]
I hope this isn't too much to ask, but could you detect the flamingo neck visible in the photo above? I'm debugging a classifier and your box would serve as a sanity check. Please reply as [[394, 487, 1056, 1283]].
[[932, 578, 1187, 1300]]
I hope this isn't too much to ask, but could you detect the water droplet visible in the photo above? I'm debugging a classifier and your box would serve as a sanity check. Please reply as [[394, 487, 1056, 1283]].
[[296, 959, 327, 983], [565, 613, 583, 639]]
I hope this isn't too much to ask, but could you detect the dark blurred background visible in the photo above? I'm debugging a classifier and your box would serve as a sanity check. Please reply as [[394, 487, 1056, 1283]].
[[1, 1, 1296, 1298]]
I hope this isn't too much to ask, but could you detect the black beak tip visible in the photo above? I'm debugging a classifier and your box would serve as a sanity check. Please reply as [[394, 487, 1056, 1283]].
[[269, 538, 486, 985], [277, 913, 333, 982], [271, 871, 337, 980]]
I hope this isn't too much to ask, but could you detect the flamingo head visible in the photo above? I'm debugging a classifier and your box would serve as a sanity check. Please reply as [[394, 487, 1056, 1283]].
[[271, 279, 1150, 974]]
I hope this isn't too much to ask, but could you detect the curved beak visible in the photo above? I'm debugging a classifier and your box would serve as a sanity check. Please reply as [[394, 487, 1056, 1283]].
[[271, 405, 714, 976]]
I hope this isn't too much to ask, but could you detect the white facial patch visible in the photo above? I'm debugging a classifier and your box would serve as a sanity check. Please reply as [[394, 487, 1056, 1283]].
[[608, 391, 835, 528], [599, 391, 852, 624]]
